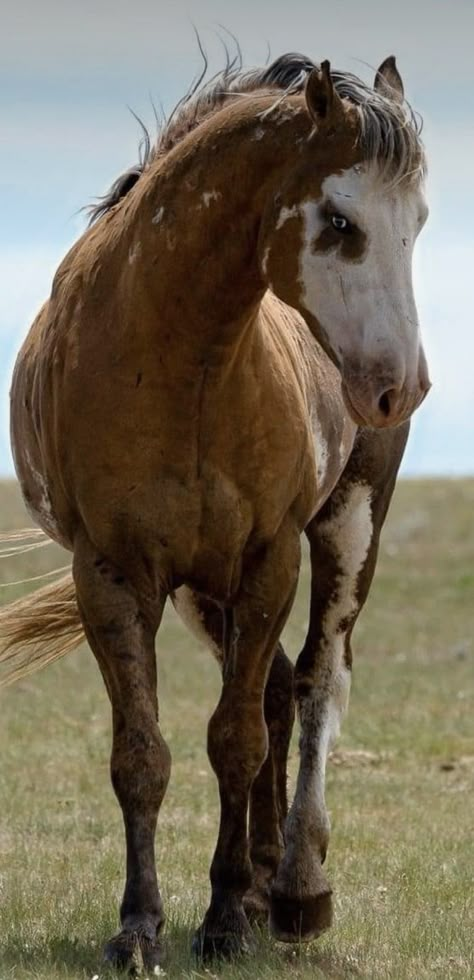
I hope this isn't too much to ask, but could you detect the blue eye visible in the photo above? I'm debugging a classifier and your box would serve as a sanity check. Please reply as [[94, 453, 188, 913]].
[[331, 214, 349, 232]]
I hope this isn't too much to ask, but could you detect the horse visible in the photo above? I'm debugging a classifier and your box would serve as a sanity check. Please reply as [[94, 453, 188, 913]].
[[0, 51, 430, 968]]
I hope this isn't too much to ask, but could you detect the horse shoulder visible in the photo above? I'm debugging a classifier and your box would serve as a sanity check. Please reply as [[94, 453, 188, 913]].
[[259, 294, 357, 513]]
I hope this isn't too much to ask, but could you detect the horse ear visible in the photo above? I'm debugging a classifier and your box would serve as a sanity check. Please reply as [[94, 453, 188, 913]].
[[374, 56, 404, 104], [305, 61, 343, 126]]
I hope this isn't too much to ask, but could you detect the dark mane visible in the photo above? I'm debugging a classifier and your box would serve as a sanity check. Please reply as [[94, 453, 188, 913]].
[[87, 51, 424, 224]]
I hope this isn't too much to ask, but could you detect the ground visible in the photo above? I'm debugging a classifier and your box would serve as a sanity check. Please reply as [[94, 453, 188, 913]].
[[0, 478, 472, 979]]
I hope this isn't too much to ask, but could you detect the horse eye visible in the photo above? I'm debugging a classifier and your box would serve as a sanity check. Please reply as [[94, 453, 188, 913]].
[[331, 214, 350, 232]]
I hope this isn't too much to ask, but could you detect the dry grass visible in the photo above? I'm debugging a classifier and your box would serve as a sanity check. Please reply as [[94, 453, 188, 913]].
[[0, 478, 472, 979]]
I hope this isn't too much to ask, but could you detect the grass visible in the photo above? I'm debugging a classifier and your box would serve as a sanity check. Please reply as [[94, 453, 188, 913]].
[[0, 478, 472, 979]]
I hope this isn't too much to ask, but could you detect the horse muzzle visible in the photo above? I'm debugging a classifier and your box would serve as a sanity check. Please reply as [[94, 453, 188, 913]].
[[341, 364, 432, 430]]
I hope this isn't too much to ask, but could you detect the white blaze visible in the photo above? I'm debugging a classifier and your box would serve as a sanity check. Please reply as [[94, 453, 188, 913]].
[[296, 165, 426, 370]]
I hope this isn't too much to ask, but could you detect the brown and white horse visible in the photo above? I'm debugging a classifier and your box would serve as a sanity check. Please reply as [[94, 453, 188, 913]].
[[1, 53, 430, 967]]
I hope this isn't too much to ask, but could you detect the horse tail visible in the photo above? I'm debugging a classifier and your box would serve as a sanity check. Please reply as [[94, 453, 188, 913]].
[[0, 573, 84, 689]]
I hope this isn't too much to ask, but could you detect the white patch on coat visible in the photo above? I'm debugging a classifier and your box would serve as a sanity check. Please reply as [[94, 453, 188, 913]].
[[276, 204, 300, 231], [24, 452, 59, 537], [310, 411, 329, 486], [294, 165, 426, 386], [339, 419, 356, 469], [252, 126, 265, 140], [151, 206, 165, 225], [172, 587, 222, 663], [128, 241, 142, 265], [201, 190, 222, 208], [262, 245, 271, 278]]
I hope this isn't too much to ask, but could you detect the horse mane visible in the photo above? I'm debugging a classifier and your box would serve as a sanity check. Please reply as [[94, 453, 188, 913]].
[[87, 49, 425, 225]]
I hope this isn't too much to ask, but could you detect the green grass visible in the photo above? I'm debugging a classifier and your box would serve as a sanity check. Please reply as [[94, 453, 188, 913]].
[[0, 478, 472, 979]]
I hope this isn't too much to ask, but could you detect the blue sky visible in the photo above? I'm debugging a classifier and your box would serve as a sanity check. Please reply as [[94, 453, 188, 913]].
[[1, 0, 473, 475]]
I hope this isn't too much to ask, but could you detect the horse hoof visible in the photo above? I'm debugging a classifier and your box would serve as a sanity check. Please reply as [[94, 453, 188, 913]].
[[192, 920, 255, 961], [269, 887, 333, 943], [103, 930, 137, 971]]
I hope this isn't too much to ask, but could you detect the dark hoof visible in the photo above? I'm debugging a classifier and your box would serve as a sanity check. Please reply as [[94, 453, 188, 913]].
[[103, 931, 137, 971], [192, 916, 255, 962], [243, 885, 270, 925], [103, 928, 164, 973], [269, 887, 333, 943]]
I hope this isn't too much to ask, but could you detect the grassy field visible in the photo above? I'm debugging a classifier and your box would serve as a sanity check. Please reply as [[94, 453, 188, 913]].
[[0, 478, 472, 979]]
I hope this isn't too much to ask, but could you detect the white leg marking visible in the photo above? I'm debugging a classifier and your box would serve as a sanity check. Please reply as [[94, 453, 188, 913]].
[[319, 482, 373, 635], [289, 483, 373, 856]]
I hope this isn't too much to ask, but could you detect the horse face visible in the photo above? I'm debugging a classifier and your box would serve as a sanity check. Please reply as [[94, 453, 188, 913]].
[[259, 59, 431, 429], [262, 164, 430, 428]]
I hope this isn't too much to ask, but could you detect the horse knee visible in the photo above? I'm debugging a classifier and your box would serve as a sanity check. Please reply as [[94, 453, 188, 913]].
[[207, 695, 268, 787], [264, 646, 295, 731], [111, 721, 171, 813]]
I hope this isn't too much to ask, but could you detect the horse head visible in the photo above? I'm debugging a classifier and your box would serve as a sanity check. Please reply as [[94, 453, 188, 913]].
[[259, 58, 431, 428]]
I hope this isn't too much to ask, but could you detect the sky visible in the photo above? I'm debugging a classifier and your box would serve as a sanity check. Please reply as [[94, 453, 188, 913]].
[[1, 0, 473, 475]]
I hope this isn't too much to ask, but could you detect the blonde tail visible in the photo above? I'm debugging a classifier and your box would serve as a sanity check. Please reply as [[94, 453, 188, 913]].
[[0, 573, 84, 688]]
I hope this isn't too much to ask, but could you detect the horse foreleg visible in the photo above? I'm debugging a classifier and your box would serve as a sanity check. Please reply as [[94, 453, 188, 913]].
[[172, 589, 295, 925], [193, 524, 300, 960], [271, 425, 409, 942], [244, 644, 295, 922], [73, 532, 170, 972]]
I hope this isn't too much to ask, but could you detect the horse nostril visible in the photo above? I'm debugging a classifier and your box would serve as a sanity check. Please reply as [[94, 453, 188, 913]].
[[378, 390, 393, 418]]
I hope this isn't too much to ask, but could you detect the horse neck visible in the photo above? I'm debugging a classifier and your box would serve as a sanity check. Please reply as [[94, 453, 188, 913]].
[[126, 96, 312, 354]]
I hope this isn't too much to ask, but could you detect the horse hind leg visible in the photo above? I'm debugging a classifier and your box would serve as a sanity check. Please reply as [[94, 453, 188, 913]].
[[172, 588, 296, 926], [271, 425, 409, 943], [73, 530, 171, 972]]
